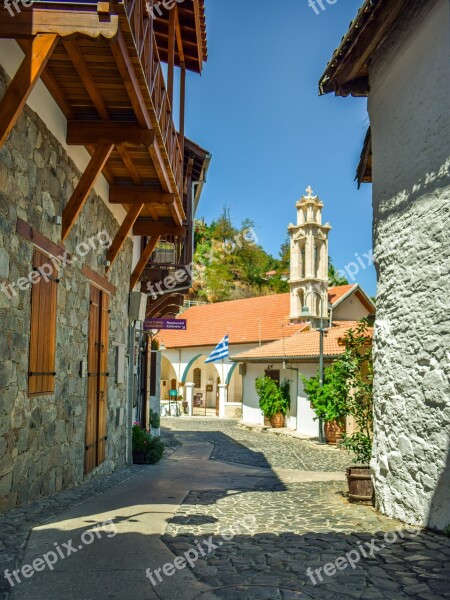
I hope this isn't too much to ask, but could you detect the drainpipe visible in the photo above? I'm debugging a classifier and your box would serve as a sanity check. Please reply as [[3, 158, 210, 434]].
[[127, 321, 136, 465]]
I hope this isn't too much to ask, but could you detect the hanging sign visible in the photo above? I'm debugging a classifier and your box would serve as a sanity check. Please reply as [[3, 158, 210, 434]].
[[143, 319, 187, 331]]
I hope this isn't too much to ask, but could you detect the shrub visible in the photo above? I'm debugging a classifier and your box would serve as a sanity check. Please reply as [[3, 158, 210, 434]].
[[132, 424, 165, 464], [255, 376, 290, 418], [146, 436, 165, 464], [150, 409, 160, 429]]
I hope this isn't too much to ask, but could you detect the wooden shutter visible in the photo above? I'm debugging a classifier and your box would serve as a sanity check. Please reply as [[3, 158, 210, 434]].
[[85, 286, 110, 474], [29, 249, 58, 396]]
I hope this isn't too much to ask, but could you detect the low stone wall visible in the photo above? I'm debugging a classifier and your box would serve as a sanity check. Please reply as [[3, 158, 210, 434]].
[[0, 65, 132, 512]]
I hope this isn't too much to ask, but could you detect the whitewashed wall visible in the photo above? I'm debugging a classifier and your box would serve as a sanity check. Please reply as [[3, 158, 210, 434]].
[[369, 0, 450, 530], [241, 362, 322, 437]]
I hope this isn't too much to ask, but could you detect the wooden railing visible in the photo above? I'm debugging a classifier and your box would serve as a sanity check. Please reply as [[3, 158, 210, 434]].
[[124, 0, 184, 199]]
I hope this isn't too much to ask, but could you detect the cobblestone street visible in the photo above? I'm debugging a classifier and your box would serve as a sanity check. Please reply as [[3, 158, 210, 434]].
[[0, 419, 449, 600], [162, 418, 450, 600]]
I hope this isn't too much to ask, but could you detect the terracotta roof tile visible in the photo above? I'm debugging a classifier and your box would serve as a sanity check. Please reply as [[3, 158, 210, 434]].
[[231, 321, 371, 361], [158, 286, 355, 349]]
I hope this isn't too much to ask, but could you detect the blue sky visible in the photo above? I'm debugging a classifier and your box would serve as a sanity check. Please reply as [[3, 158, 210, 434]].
[[183, 0, 376, 296]]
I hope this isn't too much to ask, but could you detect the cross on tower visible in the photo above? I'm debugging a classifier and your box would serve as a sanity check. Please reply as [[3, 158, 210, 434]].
[[305, 185, 314, 198]]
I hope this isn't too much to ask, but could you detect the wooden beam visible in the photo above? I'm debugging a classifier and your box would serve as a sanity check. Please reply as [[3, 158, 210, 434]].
[[130, 236, 161, 290], [149, 140, 173, 194], [0, 34, 57, 147], [179, 64, 186, 157], [110, 186, 175, 205], [17, 39, 75, 121], [133, 220, 185, 238], [0, 7, 119, 39], [167, 6, 176, 108], [146, 293, 183, 317], [169, 200, 184, 228], [174, 7, 185, 65], [63, 40, 109, 120], [67, 121, 155, 147], [81, 264, 116, 296], [116, 147, 142, 185], [61, 144, 114, 242], [110, 29, 152, 129], [151, 295, 183, 318], [157, 305, 181, 319], [105, 203, 144, 272]]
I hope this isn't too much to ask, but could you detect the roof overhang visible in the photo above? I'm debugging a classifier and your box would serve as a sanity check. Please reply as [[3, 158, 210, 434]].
[[319, 0, 410, 97], [230, 354, 341, 364]]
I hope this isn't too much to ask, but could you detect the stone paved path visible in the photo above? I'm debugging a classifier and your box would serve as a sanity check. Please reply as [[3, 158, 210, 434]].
[[162, 418, 450, 600], [0, 419, 449, 599]]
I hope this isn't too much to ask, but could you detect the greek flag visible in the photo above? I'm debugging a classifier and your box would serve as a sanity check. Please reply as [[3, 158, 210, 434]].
[[205, 335, 229, 363]]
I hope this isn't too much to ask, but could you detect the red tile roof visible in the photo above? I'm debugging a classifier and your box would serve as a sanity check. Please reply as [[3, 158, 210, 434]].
[[158, 286, 357, 349], [231, 321, 372, 361]]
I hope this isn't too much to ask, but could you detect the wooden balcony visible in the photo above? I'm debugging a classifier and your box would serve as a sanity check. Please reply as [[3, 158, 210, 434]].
[[0, 0, 207, 260]]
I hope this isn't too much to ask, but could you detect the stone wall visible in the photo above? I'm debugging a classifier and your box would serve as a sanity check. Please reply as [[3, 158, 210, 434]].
[[0, 65, 132, 512], [369, 0, 450, 530]]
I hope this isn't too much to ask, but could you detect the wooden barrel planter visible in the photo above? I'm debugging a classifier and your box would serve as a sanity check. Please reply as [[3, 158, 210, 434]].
[[269, 412, 285, 428], [346, 466, 374, 502], [324, 419, 345, 445]]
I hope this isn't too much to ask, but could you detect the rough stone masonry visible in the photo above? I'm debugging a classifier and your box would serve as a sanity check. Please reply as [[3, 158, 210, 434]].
[[0, 64, 133, 512]]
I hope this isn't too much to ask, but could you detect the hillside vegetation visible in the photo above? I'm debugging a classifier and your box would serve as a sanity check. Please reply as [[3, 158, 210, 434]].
[[187, 209, 347, 304]]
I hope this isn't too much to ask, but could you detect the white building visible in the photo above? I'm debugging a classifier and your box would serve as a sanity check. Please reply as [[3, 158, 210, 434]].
[[320, 0, 450, 531]]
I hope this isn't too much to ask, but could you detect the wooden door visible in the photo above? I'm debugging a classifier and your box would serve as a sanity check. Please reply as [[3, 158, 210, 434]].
[[85, 286, 110, 474]]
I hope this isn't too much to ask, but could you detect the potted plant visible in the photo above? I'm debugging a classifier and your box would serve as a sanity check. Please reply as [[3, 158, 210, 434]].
[[150, 409, 161, 437], [340, 320, 374, 502], [132, 423, 165, 464], [302, 362, 348, 444], [132, 423, 151, 464], [255, 376, 290, 428], [303, 319, 374, 502]]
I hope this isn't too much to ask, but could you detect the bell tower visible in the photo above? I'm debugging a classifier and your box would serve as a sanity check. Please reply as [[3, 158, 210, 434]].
[[288, 186, 331, 323]]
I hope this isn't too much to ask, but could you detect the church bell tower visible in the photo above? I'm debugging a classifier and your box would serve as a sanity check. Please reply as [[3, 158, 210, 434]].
[[288, 186, 331, 323]]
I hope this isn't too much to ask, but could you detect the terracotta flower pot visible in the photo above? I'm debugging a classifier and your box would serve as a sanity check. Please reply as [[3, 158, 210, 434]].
[[324, 419, 345, 445], [346, 465, 374, 503], [269, 412, 285, 429]]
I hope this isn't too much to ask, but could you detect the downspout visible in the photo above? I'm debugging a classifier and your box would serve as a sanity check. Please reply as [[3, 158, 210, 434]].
[[127, 320, 136, 465]]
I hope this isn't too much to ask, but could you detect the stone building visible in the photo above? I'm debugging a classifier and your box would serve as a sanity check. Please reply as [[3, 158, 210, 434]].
[[320, 0, 450, 530], [0, 1, 208, 511]]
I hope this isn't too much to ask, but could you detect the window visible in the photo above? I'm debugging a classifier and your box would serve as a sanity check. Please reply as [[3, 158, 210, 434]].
[[29, 249, 58, 396], [193, 368, 201, 388], [265, 370, 280, 385]]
